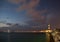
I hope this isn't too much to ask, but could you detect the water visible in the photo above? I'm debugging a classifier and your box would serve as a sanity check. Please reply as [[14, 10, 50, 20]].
[[0, 32, 46, 42]]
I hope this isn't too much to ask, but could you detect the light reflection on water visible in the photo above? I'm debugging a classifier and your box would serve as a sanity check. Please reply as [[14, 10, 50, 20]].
[[0, 32, 46, 42]]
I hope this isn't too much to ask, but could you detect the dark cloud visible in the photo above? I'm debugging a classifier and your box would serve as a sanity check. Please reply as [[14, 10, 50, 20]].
[[6, 23, 12, 25]]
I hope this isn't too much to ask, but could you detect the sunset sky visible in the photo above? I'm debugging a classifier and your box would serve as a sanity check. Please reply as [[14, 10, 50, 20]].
[[0, 0, 60, 30]]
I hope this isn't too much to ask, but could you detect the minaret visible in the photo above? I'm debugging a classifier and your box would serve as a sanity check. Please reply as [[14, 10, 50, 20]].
[[48, 24, 51, 30], [46, 24, 52, 42]]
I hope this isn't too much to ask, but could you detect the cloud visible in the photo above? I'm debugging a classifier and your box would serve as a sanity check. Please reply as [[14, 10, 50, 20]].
[[0, 21, 6, 23], [7, 0, 40, 11], [13, 0, 48, 28], [7, 0, 26, 4], [15, 0, 48, 23], [27, 9, 47, 18], [0, 23, 10, 27], [6, 23, 12, 25], [16, 0, 40, 11], [15, 0, 48, 24]]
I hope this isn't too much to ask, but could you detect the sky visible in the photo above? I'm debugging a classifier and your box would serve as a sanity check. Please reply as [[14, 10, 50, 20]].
[[0, 0, 60, 31]]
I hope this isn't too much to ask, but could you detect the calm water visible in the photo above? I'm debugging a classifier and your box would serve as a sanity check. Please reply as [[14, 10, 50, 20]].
[[0, 32, 46, 42]]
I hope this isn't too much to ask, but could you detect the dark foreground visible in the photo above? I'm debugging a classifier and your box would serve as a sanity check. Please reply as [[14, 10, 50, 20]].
[[0, 32, 46, 42]]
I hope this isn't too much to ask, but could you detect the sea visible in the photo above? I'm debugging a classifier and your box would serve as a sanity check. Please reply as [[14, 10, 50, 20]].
[[0, 32, 46, 42]]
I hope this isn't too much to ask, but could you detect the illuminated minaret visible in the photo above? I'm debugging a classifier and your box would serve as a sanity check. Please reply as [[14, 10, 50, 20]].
[[48, 24, 51, 30], [46, 24, 52, 42]]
